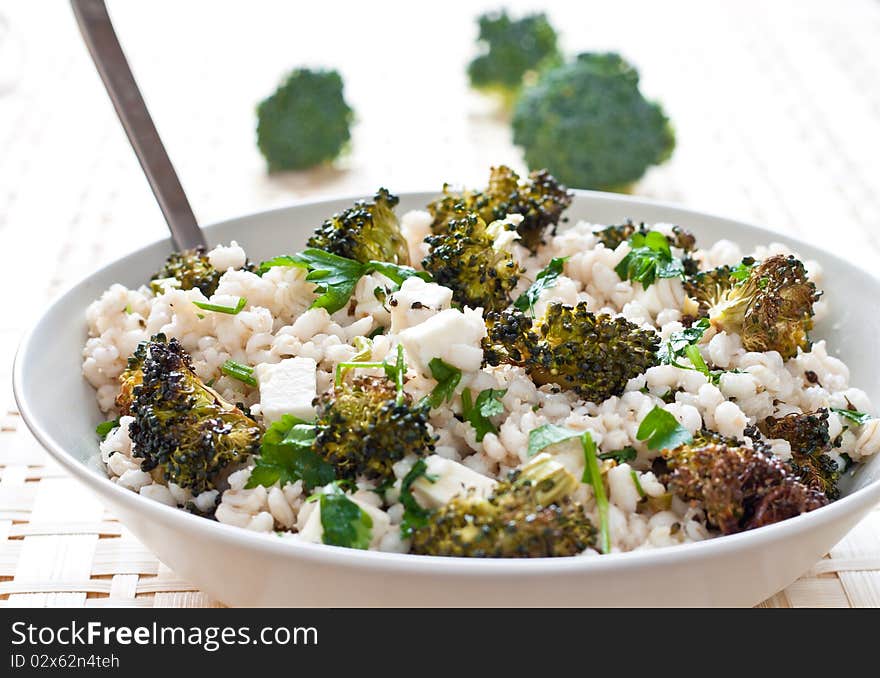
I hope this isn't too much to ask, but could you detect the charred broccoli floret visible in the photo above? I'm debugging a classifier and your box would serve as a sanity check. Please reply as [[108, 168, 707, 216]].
[[467, 10, 561, 106], [410, 453, 595, 557], [595, 221, 696, 253], [512, 52, 675, 191], [119, 335, 261, 493], [687, 254, 819, 359], [759, 409, 840, 499], [422, 211, 522, 312], [427, 165, 572, 251], [314, 375, 434, 481], [307, 188, 409, 265], [484, 302, 659, 402], [256, 68, 353, 172], [150, 247, 221, 297], [656, 430, 828, 535]]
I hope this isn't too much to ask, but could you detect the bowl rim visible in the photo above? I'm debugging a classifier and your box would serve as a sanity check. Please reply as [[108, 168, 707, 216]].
[[13, 188, 880, 576]]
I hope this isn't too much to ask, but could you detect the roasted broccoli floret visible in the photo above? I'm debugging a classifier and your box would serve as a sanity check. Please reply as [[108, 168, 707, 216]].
[[256, 68, 353, 172], [410, 453, 595, 557], [314, 375, 435, 481], [759, 409, 840, 499], [118, 335, 261, 493], [512, 52, 675, 191], [686, 254, 819, 359], [422, 210, 522, 311], [656, 430, 828, 535], [150, 247, 221, 297], [484, 302, 659, 402], [427, 165, 572, 251], [467, 10, 561, 107], [595, 221, 696, 253], [307, 188, 409, 265]]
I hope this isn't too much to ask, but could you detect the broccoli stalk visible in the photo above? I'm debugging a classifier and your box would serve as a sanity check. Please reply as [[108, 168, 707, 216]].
[[410, 453, 595, 557]]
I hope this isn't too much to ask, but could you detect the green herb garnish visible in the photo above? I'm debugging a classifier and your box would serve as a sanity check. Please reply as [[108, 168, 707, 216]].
[[614, 231, 684, 288], [319, 484, 373, 550], [832, 408, 872, 426], [399, 459, 434, 537], [514, 257, 568, 315], [220, 359, 257, 386], [246, 414, 335, 490], [599, 446, 637, 463], [424, 358, 462, 409], [461, 388, 506, 442], [96, 418, 120, 440], [192, 297, 247, 314], [637, 406, 693, 450]]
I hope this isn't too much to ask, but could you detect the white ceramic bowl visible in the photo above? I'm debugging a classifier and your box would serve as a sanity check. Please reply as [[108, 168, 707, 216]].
[[13, 191, 880, 607]]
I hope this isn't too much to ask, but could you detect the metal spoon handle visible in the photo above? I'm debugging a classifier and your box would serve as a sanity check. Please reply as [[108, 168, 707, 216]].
[[70, 0, 206, 251]]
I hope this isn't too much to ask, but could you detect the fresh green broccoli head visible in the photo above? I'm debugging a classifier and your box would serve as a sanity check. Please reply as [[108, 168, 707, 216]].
[[696, 255, 819, 359], [596, 221, 696, 253], [314, 376, 434, 481], [467, 10, 561, 103], [150, 247, 221, 297], [422, 210, 522, 312], [656, 430, 828, 535], [307, 188, 409, 265], [410, 453, 595, 557], [427, 165, 572, 251], [484, 302, 659, 402], [512, 52, 675, 191], [758, 409, 839, 499], [256, 68, 353, 172], [122, 335, 261, 493]]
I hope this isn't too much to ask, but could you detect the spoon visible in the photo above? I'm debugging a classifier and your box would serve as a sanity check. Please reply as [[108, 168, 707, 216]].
[[70, 0, 206, 251]]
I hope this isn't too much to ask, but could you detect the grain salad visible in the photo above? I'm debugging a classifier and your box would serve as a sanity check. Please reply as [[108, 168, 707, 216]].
[[82, 166, 879, 557]]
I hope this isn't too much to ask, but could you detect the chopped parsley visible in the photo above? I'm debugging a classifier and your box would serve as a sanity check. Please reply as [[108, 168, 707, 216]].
[[192, 297, 247, 314], [637, 406, 693, 451], [461, 388, 506, 441], [319, 484, 373, 550], [399, 459, 434, 537], [335, 344, 407, 404], [258, 249, 431, 314], [246, 414, 335, 490], [599, 446, 637, 463], [220, 359, 257, 386], [657, 318, 724, 385], [424, 358, 462, 409], [832, 408, 872, 426], [96, 418, 120, 440], [513, 257, 568, 315], [614, 231, 684, 288]]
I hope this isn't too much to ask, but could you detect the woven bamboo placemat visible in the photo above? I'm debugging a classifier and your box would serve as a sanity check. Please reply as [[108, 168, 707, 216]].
[[2, 0, 880, 607]]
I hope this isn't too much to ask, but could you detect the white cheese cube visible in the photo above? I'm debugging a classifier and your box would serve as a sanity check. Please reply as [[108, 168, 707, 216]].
[[255, 357, 317, 425], [411, 455, 497, 509], [398, 307, 486, 375], [389, 277, 454, 333]]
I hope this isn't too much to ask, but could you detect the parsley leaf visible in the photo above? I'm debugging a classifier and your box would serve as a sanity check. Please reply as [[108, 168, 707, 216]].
[[293, 249, 366, 314], [366, 261, 432, 287], [399, 459, 433, 537], [220, 359, 257, 387], [424, 358, 462, 409], [730, 260, 756, 282], [319, 484, 373, 549], [96, 418, 120, 440], [832, 408, 872, 426], [614, 231, 684, 288], [246, 415, 335, 490], [637, 406, 693, 450], [461, 388, 506, 441], [513, 257, 568, 315], [657, 318, 710, 364], [526, 423, 583, 457]]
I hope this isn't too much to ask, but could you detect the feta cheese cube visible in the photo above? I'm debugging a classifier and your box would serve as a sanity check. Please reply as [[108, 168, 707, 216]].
[[388, 277, 454, 332], [411, 455, 497, 509], [255, 357, 317, 425], [398, 307, 486, 374]]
